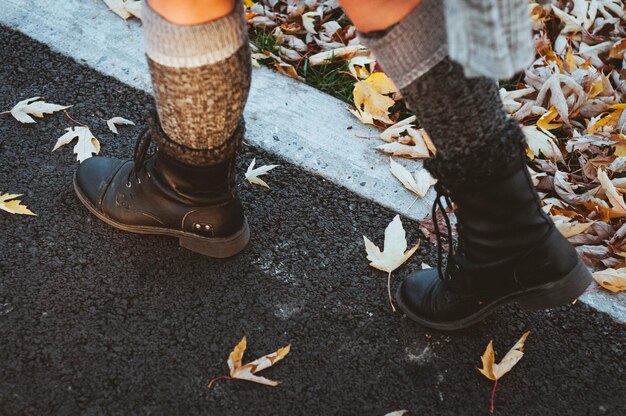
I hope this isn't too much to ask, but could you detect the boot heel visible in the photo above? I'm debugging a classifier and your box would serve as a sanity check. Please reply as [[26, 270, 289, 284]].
[[179, 221, 250, 258], [517, 259, 592, 311]]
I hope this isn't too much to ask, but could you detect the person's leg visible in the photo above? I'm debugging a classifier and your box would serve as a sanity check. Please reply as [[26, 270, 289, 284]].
[[73, 0, 251, 258], [341, 0, 591, 329]]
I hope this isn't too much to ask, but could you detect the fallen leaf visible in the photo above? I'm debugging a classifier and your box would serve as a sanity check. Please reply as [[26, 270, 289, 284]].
[[478, 332, 530, 382], [376, 141, 430, 159], [52, 126, 100, 163], [348, 55, 375, 79], [523, 125, 564, 161], [478, 332, 530, 413], [597, 169, 626, 216], [103, 0, 142, 20], [537, 106, 562, 130], [309, 45, 368, 66], [389, 158, 436, 199], [364, 215, 420, 310], [106, 116, 135, 134], [380, 116, 417, 142], [348, 108, 375, 125], [0, 97, 71, 124], [353, 73, 398, 124], [0, 193, 36, 216], [208, 336, 291, 388], [245, 158, 279, 188], [592, 268, 626, 293]]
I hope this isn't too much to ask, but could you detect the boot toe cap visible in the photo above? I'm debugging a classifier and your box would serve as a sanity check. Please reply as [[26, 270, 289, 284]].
[[398, 268, 441, 319], [74, 157, 126, 207]]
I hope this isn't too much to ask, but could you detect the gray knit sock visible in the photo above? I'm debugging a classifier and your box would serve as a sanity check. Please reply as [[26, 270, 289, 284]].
[[358, 0, 448, 90], [143, 1, 251, 166], [401, 57, 524, 184]]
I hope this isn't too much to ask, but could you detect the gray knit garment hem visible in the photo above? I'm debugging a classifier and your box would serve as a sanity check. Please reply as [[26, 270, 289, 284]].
[[444, 0, 535, 80], [358, 0, 448, 90], [359, 0, 539, 83]]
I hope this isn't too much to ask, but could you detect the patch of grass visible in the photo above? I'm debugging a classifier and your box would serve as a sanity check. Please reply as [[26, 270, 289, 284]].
[[301, 60, 355, 104], [248, 29, 413, 120], [250, 28, 279, 55]]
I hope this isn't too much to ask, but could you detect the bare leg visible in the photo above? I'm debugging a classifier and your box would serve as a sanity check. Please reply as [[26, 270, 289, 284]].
[[338, 0, 422, 32], [147, 0, 235, 25]]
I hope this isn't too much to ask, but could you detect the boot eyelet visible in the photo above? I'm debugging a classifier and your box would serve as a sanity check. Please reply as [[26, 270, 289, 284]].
[[136, 178, 141, 185], [126, 181, 131, 188]]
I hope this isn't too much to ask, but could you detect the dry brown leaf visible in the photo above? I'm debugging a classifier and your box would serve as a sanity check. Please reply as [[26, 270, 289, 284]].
[[592, 268, 626, 293], [364, 215, 420, 310], [52, 126, 100, 163], [597, 169, 626, 216], [0, 97, 71, 124], [389, 158, 436, 198], [208, 336, 291, 388], [478, 332, 530, 413], [353, 73, 398, 124], [478, 332, 530, 382], [245, 158, 279, 188], [103, 0, 142, 20], [0, 193, 36, 216], [106, 116, 135, 134]]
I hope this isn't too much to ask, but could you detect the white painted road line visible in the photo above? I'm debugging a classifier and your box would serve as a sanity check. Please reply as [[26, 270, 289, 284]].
[[1, 0, 624, 322]]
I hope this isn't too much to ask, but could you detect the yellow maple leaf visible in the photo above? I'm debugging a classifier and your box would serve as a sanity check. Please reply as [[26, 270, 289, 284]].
[[0, 192, 36, 216], [478, 332, 530, 382], [588, 104, 626, 134], [592, 268, 626, 293], [478, 332, 530, 413], [208, 336, 291, 388], [353, 72, 398, 124]]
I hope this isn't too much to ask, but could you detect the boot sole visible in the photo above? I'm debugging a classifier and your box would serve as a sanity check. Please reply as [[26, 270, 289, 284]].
[[396, 259, 592, 331], [73, 174, 250, 258]]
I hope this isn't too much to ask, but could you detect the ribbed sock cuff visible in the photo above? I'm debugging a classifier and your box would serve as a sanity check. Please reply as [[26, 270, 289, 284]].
[[143, 0, 247, 68], [358, 0, 448, 89], [146, 110, 245, 167], [424, 118, 525, 186]]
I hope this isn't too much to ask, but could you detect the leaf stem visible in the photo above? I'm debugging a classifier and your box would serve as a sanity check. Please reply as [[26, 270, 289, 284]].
[[405, 196, 419, 212], [64, 110, 87, 127], [490, 378, 498, 414], [207, 374, 233, 389], [387, 271, 396, 312]]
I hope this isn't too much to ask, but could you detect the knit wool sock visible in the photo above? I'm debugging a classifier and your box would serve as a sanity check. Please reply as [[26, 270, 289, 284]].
[[401, 57, 524, 184], [143, 1, 251, 166]]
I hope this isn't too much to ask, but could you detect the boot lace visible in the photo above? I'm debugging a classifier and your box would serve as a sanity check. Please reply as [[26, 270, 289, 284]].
[[431, 183, 462, 282], [126, 126, 152, 187]]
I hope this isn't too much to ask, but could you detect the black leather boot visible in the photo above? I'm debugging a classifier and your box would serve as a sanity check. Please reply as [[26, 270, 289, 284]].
[[73, 116, 249, 258], [396, 140, 592, 330]]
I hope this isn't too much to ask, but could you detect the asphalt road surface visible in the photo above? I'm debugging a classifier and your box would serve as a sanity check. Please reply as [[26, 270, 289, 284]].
[[1, 27, 625, 415]]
